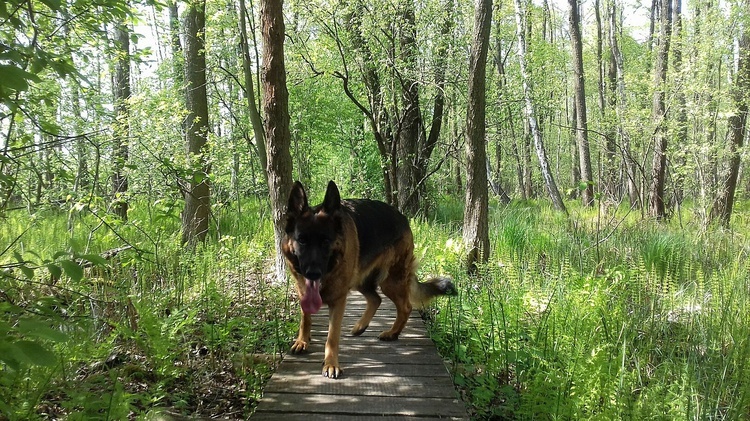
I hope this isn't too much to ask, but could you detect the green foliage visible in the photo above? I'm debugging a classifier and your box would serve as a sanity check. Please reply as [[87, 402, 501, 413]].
[[424, 198, 750, 420], [0, 200, 297, 419]]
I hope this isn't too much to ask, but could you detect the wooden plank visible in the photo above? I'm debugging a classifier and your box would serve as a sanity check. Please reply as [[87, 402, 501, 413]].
[[270, 361, 455, 378], [263, 374, 457, 397], [255, 394, 466, 418], [252, 293, 467, 419], [282, 348, 446, 365], [251, 413, 466, 421]]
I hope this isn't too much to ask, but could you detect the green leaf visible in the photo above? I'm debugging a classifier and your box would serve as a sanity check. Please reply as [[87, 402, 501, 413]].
[[19, 265, 35, 280], [0, 343, 21, 371], [46, 263, 62, 280], [39, 0, 62, 11], [53, 250, 69, 260], [77, 254, 109, 267], [40, 119, 62, 135], [60, 260, 84, 282], [13, 340, 57, 366], [0, 65, 40, 92], [17, 320, 68, 342]]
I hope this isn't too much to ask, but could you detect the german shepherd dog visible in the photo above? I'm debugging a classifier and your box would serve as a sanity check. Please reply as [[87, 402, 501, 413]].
[[283, 181, 455, 378]]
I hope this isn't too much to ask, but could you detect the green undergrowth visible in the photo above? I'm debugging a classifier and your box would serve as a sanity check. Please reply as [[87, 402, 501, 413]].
[[0, 199, 297, 419], [421, 200, 750, 419], [3, 197, 750, 419]]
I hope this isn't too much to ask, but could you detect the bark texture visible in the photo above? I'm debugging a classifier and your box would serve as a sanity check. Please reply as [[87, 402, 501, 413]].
[[463, 0, 493, 273], [181, 0, 211, 246], [261, 0, 294, 281]]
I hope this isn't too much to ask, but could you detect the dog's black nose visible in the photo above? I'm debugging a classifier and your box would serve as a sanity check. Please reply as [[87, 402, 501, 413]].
[[305, 270, 322, 281]]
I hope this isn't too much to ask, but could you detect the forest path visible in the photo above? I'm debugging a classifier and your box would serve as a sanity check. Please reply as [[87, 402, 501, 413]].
[[252, 293, 467, 420]]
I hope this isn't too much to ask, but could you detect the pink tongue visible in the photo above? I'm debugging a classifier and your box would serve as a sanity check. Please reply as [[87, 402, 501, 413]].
[[301, 279, 323, 314]]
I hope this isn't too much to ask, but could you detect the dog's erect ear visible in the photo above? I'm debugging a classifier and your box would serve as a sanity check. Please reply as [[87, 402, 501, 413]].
[[322, 180, 341, 214], [287, 181, 308, 216]]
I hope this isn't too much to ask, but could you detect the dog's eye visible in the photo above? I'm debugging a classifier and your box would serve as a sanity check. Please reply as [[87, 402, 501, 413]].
[[296, 236, 308, 246]]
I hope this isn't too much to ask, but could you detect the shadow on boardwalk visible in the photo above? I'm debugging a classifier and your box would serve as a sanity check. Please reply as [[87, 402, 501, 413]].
[[252, 293, 467, 420]]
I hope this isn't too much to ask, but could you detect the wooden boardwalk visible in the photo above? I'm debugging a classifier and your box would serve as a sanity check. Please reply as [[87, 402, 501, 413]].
[[252, 293, 467, 420]]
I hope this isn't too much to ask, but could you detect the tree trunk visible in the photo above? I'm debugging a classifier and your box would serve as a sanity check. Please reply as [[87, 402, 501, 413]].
[[261, 0, 294, 282], [416, 0, 452, 213], [112, 20, 130, 220], [648, 0, 657, 52], [514, 0, 568, 214], [168, 0, 182, 85], [181, 0, 211, 246], [569, 99, 580, 199], [396, 1, 423, 216], [599, 0, 616, 200], [671, 0, 687, 206], [341, 2, 395, 205], [239, 0, 268, 187], [609, 0, 639, 207], [648, 0, 672, 219], [494, 15, 515, 203], [569, 0, 594, 206], [463, 0, 493, 273], [710, 9, 749, 226]]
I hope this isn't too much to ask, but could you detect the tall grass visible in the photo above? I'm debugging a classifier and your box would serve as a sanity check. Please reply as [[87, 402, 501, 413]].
[[422, 200, 750, 419], [0, 199, 297, 419], [3, 197, 749, 419]]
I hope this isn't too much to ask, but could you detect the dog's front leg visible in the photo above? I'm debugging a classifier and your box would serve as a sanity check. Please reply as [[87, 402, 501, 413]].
[[323, 298, 346, 378], [290, 312, 312, 353]]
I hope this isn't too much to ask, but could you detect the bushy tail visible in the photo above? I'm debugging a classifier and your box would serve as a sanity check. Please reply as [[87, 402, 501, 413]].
[[410, 275, 457, 309]]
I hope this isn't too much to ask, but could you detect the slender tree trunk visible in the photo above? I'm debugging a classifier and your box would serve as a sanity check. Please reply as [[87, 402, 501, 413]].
[[112, 20, 130, 220], [341, 2, 395, 205], [523, 126, 533, 198], [181, 0, 211, 246], [609, 0, 639, 206], [464, 0, 493, 273], [599, 0, 616, 200], [494, 16, 514, 203], [671, 0, 687, 206], [396, 1, 423, 216], [261, 0, 294, 282], [710, 7, 749, 226], [648, 0, 657, 52], [648, 0, 672, 219], [604, 0, 618, 200], [416, 0, 452, 213], [569, 0, 594, 206], [168, 0, 182, 85], [514, 0, 568, 214], [570, 98, 580, 199], [239, 0, 267, 188]]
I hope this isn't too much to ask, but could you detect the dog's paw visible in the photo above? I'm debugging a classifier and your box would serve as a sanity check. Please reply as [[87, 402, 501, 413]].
[[378, 330, 400, 341], [351, 323, 368, 336], [322, 363, 342, 379], [290, 340, 308, 354]]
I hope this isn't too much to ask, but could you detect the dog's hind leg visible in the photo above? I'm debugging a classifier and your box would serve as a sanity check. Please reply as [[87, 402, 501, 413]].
[[351, 270, 385, 336], [377, 266, 413, 341]]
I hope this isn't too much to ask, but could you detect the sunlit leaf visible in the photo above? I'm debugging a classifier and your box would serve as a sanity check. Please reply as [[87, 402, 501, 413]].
[[0, 65, 40, 92]]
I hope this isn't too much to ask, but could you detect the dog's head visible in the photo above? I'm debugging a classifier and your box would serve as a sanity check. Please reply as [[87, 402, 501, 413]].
[[284, 181, 343, 313]]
